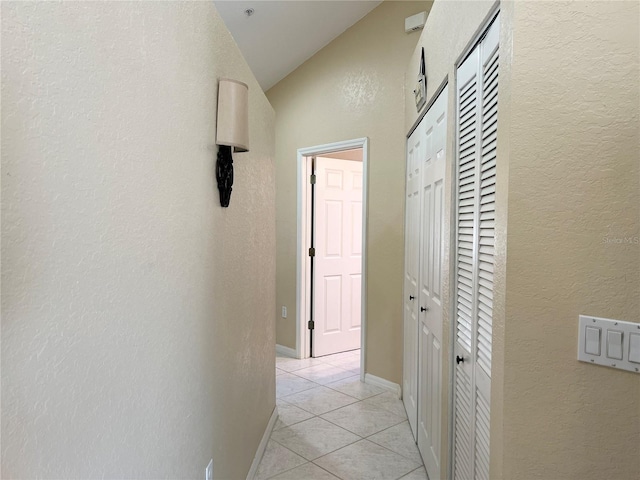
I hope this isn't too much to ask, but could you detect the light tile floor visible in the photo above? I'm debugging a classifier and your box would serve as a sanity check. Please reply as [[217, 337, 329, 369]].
[[255, 351, 428, 480]]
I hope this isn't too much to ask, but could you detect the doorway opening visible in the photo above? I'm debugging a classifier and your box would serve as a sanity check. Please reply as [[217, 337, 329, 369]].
[[296, 138, 369, 380]]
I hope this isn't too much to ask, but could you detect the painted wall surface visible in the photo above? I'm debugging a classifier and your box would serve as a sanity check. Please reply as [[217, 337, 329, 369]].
[[406, 0, 639, 478], [1, 2, 276, 479], [501, 1, 639, 478], [268, 0, 429, 384]]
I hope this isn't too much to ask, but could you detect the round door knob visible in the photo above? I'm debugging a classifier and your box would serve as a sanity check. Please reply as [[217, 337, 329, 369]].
[[456, 355, 465, 365], [421, 306, 428, 312], [409, 295, 415, 300]]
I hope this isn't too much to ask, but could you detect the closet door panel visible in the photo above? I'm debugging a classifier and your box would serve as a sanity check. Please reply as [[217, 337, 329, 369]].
[[452, 12, 500, 480], [418, 86, 448, 480], [403, 126, 423, 437], [453, 46, 480, 480]]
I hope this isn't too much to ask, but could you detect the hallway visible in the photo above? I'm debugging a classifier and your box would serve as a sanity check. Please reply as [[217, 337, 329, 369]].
[[255, 351, 427, 480]]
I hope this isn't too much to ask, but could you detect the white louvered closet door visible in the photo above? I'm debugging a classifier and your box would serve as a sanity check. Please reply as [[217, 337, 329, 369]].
[[453, 12, 499, 480]]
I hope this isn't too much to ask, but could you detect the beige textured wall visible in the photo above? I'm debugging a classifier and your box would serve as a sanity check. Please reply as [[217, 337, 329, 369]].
[[406, 0, 639, 478], [268, 0, 429, 384], [501, 1, 640, 478], [1, 2, 275, 479]]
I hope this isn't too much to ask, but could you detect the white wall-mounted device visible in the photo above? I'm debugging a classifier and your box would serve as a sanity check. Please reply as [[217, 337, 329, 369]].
[[578, 315, 640, 373], [405, 11, 427, 33]]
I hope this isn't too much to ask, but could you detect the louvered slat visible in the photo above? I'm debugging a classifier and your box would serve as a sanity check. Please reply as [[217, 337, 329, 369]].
[[454, 366, 472, 480], [456, 71, 477, 354], [455, 45, 479, 480], [475, 389, 491, 480], [476, 36, 499, 378]]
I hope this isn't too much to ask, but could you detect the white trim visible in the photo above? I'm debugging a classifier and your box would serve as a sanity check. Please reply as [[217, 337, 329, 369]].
[[296, 138, 369, 381], [364, 373, 402, 399], [296, 155, 307, 359], [275, 344, 298, 359], [360, 141, 369, 382], [246, 406, 279, 480]]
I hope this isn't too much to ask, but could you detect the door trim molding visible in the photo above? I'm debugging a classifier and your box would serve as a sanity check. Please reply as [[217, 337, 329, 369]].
[[296, 137, 369, 380]]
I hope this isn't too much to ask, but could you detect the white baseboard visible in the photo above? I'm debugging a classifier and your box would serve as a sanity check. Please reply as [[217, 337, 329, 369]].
[[276, 344, 298, 358], [364, 373, 402, 399], [246, 405, 279, 480]]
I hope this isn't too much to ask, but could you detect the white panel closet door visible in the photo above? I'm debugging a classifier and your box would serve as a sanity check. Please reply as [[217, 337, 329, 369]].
[[452, 12, 500, 480], [403, 86, 448, 479], [417, 85, 448, 480], [313, 157, 363, 357], [403, 126, 423, 437]]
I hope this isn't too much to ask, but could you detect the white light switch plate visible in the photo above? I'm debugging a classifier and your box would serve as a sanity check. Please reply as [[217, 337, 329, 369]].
[[578, 315, 640, 373]]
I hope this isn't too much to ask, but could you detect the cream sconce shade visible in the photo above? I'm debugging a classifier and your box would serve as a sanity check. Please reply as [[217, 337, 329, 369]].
[[215, 78, 249, 207], [216, 79, 249, 152]]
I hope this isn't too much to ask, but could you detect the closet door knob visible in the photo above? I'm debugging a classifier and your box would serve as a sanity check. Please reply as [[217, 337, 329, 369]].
[[409, 295, 415, 300], [456, 355, 465, 365], [421, 306, 428, 312]]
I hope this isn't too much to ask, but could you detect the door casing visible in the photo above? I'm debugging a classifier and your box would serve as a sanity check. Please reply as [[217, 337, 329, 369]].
[[296, 138, 369, 379]]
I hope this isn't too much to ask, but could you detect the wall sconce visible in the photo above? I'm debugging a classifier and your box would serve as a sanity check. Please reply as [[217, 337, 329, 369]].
[[216, 78, 249, 207]]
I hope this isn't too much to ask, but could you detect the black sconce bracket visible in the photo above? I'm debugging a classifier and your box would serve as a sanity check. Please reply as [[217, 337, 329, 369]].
[[216, 145, 234, 207]]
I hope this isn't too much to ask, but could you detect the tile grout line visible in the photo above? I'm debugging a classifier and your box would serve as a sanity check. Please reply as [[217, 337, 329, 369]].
[[274, 402, 413, 455], [318, 410, 406, 439], [271, 422, 366, 472], [284, 392, 405, 438], [281, 364, 355, 380], [279, 369, 390, 401], [311, 461, 346, 480], [364, 429, 424, 465], [281, 398, 360, 418], [309, 437, 421, 480], [270, 356, 424, 480], [278, 377, 407, 424]]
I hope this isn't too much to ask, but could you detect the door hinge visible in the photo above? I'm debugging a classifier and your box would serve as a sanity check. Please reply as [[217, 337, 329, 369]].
[[308, 320, 315, 330], [308, 247, 315, 257], [310, 174, 317, 184]]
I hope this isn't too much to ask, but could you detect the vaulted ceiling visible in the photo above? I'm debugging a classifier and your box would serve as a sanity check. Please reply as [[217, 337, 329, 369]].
[[215, 1, 383, 91]]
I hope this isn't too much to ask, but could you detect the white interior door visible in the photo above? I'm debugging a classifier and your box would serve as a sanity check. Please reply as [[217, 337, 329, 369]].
[[313, 157, 363, 357], [403, 126, 423, 437], [453, 13, 499, 480], [417, 85, 448, 480]]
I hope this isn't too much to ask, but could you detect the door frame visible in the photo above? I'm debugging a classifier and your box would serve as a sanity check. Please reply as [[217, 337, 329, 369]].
[[296, 137, 369, 380]]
